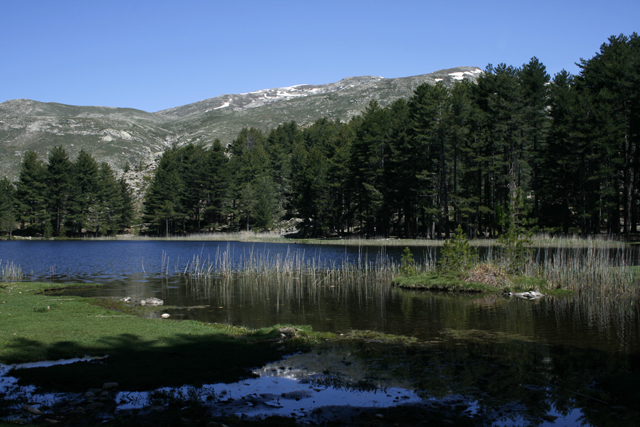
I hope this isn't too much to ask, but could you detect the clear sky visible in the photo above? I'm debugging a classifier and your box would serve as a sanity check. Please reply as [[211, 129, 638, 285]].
[[1, 0, 638, 112]]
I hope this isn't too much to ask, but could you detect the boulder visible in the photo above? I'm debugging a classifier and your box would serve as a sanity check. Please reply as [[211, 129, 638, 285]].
[[140, 298, 163, 306], [510, 291, 544, 300]]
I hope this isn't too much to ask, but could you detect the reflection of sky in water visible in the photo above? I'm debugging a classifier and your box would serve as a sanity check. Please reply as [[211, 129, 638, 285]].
[[0, 352, 593, 426]]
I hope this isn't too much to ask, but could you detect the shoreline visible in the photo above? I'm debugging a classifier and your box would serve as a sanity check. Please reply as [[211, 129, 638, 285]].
[[3, 232, 631, 249]]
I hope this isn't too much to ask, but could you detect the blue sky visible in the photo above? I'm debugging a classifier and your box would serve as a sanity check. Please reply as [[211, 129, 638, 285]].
[[1, 0, 638, 112]]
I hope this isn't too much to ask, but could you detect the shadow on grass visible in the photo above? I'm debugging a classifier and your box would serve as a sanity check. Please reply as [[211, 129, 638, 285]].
[[9, 332, 282, 391]]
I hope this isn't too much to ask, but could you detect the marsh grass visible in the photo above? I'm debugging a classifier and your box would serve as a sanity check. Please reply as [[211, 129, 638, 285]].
[[0, 260, 22, 282], [151, 238, 639, 300], [519, 241, 639, 297], [392, 238, 638, 299], [191, 251, 402, 317]]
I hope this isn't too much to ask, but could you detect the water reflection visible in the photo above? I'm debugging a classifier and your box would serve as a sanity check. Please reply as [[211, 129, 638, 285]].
[[2, 240, 640, 425]]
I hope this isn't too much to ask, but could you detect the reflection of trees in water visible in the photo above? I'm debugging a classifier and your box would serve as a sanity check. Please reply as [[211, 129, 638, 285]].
[[180, 248, 394, 299], [347, 336, 639, 426], [543, 295, 639, 353], [154, 245, 639, 351]]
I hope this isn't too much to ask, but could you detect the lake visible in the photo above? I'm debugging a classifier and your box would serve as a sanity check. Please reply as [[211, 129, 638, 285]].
[[1, 240, 639, 425]]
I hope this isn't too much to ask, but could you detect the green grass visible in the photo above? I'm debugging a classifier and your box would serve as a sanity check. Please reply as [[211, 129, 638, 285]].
[[0, 282, 330, 391], [391, 271, 574, 296], [391, 272, 495, 292]]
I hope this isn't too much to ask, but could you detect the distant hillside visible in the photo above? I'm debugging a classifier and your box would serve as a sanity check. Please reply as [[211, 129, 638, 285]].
[[0, 66, 482, 180]]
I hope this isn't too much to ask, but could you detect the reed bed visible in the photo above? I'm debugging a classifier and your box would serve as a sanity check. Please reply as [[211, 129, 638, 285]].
[[156, 245, 415, 312], [522, 241, 638, 296], [153, 241, 637, 342], [0, 260, 23, 282], [154, 240, 638, 297]]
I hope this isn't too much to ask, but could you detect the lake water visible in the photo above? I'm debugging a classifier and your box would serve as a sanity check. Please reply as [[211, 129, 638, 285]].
[[1, 240, 639, 426]]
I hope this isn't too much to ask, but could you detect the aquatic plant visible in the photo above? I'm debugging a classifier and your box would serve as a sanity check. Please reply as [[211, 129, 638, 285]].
[[0, 260, 22, 282]]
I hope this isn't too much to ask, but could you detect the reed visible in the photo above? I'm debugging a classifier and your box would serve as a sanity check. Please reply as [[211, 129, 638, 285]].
[[0, 260, 22, 282], [155, 239, 638, 295], [522, 240, 638, 296]]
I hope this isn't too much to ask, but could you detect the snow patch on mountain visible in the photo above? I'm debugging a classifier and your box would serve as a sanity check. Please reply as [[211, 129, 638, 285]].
[[448, 68, 483, 81]]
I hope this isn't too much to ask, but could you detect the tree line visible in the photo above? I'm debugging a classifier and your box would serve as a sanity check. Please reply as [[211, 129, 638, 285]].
[[0, 148, 134, 237], [3, 34, 638, 239], [144, 34, 639, 239]]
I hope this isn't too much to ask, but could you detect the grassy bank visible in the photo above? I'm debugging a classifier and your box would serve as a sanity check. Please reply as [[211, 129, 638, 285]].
[[390, 269, 567, 294], [0, 282, 329, 390]]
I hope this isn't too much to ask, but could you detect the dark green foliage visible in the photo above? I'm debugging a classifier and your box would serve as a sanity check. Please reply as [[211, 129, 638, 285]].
[[66, 150, 101, 235], [400, 247, 415, 276], [498, 188, 534, 274], [118, 177, 135, 232], [144, 148, 184, 236], [43, 221, 53, 238], [46, 146, 73, 236], [0, 178, 17, 237], [12, 149, 133, 237], [15, 150, 48, 234], [438, 225, 477, 273]]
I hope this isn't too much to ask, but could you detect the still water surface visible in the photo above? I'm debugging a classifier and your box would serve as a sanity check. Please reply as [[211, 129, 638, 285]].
[[2, 240, 639, 425], [1, 240, 638, 352]]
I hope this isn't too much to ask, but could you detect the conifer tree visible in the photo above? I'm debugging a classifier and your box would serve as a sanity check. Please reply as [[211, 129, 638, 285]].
[[203, 140, 230, 228], [144, 149, 183, 236], [15, 150, 48, 235], [46, 146, 73, 236], [117, 176, 135, 233], [96, 162, 122, 235], [66, 150, 100, 235], [0, 178, 17, 238]]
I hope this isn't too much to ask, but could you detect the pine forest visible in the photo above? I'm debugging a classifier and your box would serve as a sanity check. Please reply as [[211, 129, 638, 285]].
[[2, 34, 639, 240]]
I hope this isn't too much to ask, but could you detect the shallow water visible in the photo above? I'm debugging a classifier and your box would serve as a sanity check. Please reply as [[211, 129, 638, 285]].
[[0, 350, 598, 426], [1, 240, 639, 426]]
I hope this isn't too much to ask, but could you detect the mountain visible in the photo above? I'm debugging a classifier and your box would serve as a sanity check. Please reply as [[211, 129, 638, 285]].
[[0, 66, 482, 180]]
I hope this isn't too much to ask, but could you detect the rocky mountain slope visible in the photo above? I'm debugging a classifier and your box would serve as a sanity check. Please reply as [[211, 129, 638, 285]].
[[0, 66, 482, 181]]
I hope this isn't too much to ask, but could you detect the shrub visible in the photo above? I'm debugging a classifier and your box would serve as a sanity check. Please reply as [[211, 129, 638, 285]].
[[438, 225, 477, 274], [400, 247, 415, 276]]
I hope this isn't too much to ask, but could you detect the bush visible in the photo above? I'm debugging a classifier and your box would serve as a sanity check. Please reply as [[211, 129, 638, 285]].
[[438, 225, 477, 274], [400, 247, 415, 276]]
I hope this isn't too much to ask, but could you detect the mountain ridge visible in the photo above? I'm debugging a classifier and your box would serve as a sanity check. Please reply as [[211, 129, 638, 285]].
[[0, 66, 482, 181]]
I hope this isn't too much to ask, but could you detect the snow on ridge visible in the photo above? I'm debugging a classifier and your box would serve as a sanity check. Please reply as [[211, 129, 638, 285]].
[[213, 100, 231, 110], [448, 68, 484, 81]]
